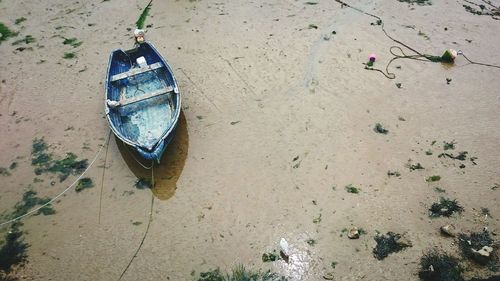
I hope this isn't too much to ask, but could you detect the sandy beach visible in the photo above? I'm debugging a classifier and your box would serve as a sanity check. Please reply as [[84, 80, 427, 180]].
[[0, 0, 499, 280]]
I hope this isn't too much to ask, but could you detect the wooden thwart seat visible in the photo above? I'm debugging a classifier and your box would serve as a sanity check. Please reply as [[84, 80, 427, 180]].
[[111, 62, 163, 82], [119, 86, 174, 106]]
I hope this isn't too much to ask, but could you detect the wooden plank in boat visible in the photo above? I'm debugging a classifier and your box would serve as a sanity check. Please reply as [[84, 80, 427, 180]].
[[111, 62, 163, 82], [119, 86, 174, 106]]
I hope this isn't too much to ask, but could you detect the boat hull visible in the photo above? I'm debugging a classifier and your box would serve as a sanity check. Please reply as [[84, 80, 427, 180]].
[[105, 42, 181, 163]]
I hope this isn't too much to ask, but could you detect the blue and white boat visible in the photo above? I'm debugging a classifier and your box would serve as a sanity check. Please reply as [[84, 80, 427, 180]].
[[105, 42, 181, 163]]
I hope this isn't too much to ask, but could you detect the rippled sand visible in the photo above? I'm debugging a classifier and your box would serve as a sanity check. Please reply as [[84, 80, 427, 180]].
[[0, 0, 499, 280]]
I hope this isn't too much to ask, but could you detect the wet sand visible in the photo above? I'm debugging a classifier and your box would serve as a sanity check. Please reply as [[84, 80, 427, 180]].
[[0, 0, 499, 280]]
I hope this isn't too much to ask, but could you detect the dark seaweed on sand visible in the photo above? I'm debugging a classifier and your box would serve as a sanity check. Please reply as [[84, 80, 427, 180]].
[[0, 225, 29, 273], [0, 23, 17, 44], [13, 190, 54, 218], [345, 184, 360, 194], [31, 138, 88, 182], [11, 35, 35, 45], [463, 3, 500, 19], [443, 141, 456, 150], [418, 250, 464, 281], [397, 0, 432, 6], [469, 276, 500, 281], [14, 17, 27, 25], [198, 265, 286, 281], [438, 151, 468, 161], [406, 160, 424, 171], [262, 250, 281, 262], [426, 175, 441, 182], [429, 197, 463, 218], [135, 178, 152, 189], [75, 177, 94, 192], [62, 37, 82, 48], [373, 232, 411, 260], [63, 52, 76, 59], [136, 0, 153, 29], [387, 170, 401, 177], [458, 230, 496, 265], [374, 123, 389, 134], [0, 168, 10, 176]]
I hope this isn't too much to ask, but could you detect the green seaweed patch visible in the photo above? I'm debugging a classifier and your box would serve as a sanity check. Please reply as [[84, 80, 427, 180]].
[[458, 230, 496, 265], [63, 52, 76, 59], [429, 197, 463, 218], [35, 205, 56, 216], [481, 207, 491, 218], [387, 170, 401, 177], [31, 138, 88, 182], [0, 23, 18, 44], [13, 189, 54, 218], [443, 141, 456, 150], [434, 187, 446, 193], [358, 228, 368, 236], [418, 250, 464, 281], [262, 250, 281, 262], [75, 177, 94, 192], [345, 184, 360, 194], [373, 232, 411, 260], [0, 168, 10, 176], [462, 3, 500, 19], [11, 35, 35, 45], [426, 175, 441, 182], [406, 160, 424, 171], [313, 213, 322, 223], [418, 30, 430, 40], [15, 17, 27, 25], [62, 37, 82, 48], [9, 162, 17, 170], [470, 275, 500, 281], [198, 265, 285, 281], [470, 156, 478, 165], [306, 239, 316, 246], [0, 188, 57, 272], [134, 178, 152, 190], [397, 0, 432, 5], [32, 138, 48, 154], [38, 153, 88, 182], [0, 224, 29, 273], [374, 123, 389, 134], [136, 0, 152, 29], [438, 151, 468, 161]]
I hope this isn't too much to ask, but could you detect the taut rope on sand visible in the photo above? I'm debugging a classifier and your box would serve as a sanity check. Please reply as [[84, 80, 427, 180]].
[[117, 161, 155, 281], [98, 131, 112, 224]]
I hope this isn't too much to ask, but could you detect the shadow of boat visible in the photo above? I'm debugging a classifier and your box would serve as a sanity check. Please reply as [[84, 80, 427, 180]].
[[115, 111, 188, 200]]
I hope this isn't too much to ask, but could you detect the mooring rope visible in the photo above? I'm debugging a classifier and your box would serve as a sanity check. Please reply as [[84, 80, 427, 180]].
[[98, 132, 112, 224], [334, 0, 500, 79], [117, 161, 155, 281], [124, 144, 153, 170], [0, 129, 112, 228]]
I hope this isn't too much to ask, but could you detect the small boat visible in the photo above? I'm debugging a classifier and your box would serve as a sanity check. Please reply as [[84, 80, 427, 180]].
[[105, 42, 181, 163]]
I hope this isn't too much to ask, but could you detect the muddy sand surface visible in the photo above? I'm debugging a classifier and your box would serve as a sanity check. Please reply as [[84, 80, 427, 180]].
[[0, 0, 499, 280]]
